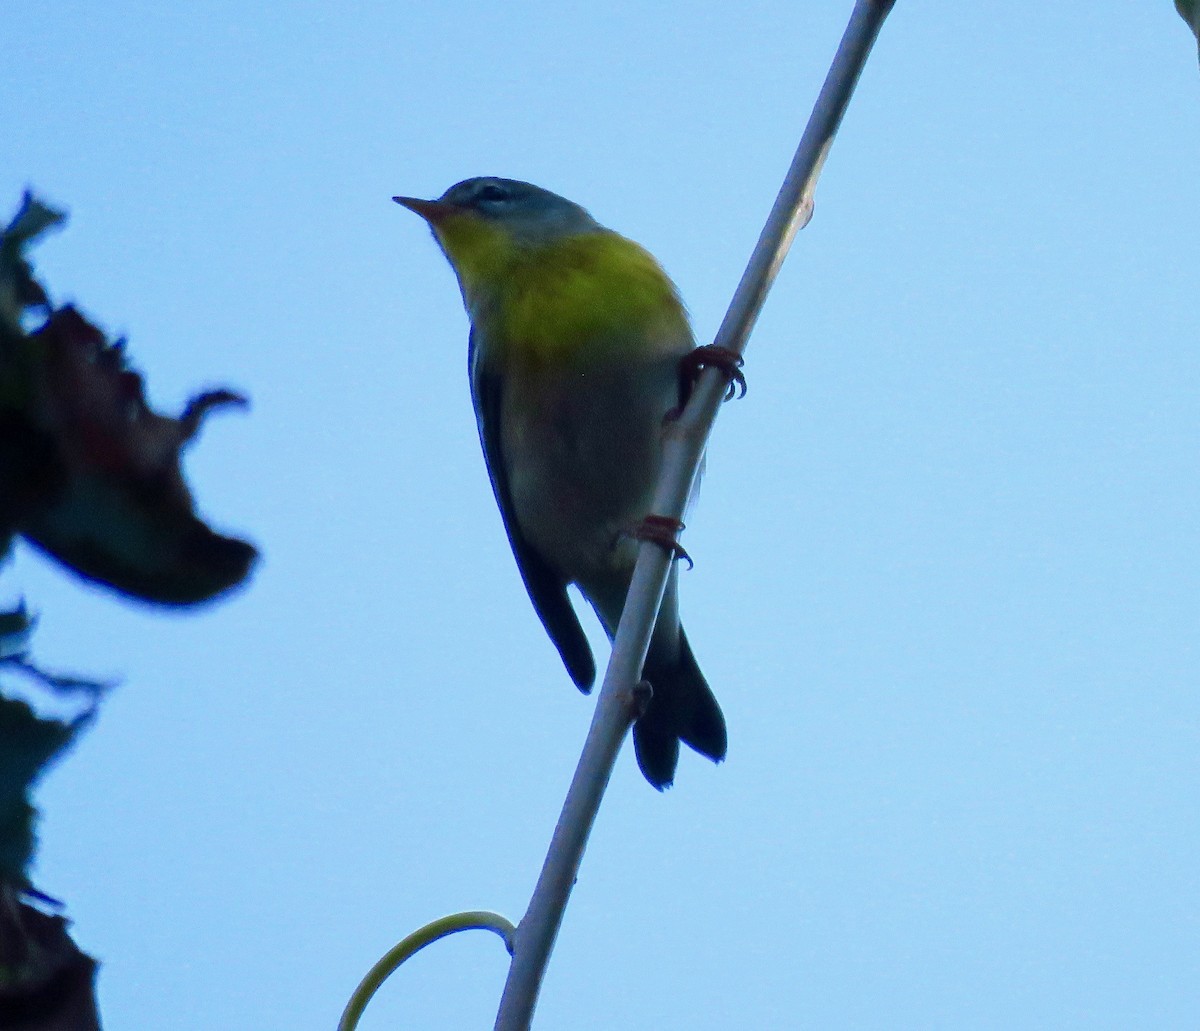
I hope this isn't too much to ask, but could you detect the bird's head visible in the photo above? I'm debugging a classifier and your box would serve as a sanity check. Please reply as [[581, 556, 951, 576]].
[[395, 177, 598, 242], [394, 178, 602, 300]]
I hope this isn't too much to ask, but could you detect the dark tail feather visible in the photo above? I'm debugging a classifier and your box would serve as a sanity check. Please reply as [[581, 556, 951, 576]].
[[633, 628, 727, 790]]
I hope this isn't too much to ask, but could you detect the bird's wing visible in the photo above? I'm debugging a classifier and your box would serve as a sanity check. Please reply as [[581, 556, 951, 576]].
[[469, 329, 596, 691]]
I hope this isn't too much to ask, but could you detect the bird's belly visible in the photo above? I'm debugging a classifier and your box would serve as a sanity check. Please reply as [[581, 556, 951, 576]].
[[502, 359, 674, 587]]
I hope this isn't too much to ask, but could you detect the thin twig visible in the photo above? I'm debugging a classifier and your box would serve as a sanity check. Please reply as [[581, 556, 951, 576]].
[[493, 3, 897, 1028], [338, 910, 516, 1031]]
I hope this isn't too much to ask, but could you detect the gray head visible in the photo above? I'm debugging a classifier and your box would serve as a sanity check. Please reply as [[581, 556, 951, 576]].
[[394, 177, 602, 244]]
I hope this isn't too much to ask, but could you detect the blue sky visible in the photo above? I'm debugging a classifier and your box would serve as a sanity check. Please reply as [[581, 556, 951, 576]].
[[4, 3, 1198, 1028]]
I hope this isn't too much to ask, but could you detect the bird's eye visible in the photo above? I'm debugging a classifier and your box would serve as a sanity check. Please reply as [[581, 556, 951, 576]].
[[476, 184, 509, 203]]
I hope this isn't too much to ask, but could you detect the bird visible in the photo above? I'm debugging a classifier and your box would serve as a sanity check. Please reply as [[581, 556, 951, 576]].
[[394, 177, 739, 788]]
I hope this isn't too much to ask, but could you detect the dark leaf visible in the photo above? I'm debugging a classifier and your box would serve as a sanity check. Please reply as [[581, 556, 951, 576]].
[[0, 697, 94, 883], [0, 887, 100, 1031], [0, 194, 257, 605]]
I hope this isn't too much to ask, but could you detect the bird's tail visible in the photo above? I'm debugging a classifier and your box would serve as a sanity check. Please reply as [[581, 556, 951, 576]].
[[633, 627, 727, 789]]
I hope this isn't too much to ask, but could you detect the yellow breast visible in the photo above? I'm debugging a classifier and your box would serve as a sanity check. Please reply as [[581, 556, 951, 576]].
[[435, 215, 690, 365]]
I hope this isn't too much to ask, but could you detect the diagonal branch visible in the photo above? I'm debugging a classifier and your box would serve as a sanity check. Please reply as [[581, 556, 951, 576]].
[[493, 3, 898, 1028]]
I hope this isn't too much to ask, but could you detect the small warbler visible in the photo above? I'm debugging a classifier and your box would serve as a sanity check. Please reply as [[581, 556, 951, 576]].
[[395, 177, 735, 788]]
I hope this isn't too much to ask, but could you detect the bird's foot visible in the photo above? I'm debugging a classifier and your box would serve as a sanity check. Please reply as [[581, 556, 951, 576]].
[[626, 514, 693, 570], [676, 344, 747, 411]]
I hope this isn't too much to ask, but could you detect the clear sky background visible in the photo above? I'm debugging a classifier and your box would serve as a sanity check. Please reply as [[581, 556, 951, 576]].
[[4, 3, 1198, 1029]]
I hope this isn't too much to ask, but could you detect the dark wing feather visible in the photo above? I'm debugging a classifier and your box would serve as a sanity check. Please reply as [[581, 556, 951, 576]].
[[469, 329, 596, 691]]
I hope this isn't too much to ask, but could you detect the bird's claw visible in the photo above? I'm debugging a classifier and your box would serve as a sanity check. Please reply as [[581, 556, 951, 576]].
[[627, 514, 693, 570], [678, 344, 747, 408]]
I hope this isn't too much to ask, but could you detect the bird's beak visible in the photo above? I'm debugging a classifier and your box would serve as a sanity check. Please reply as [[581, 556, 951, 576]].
[[392, 196, 456, 225]]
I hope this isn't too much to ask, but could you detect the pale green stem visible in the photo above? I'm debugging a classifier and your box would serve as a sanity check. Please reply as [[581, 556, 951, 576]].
[[339, 910, 515, 1031], [492, 3, 898, 1030]]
